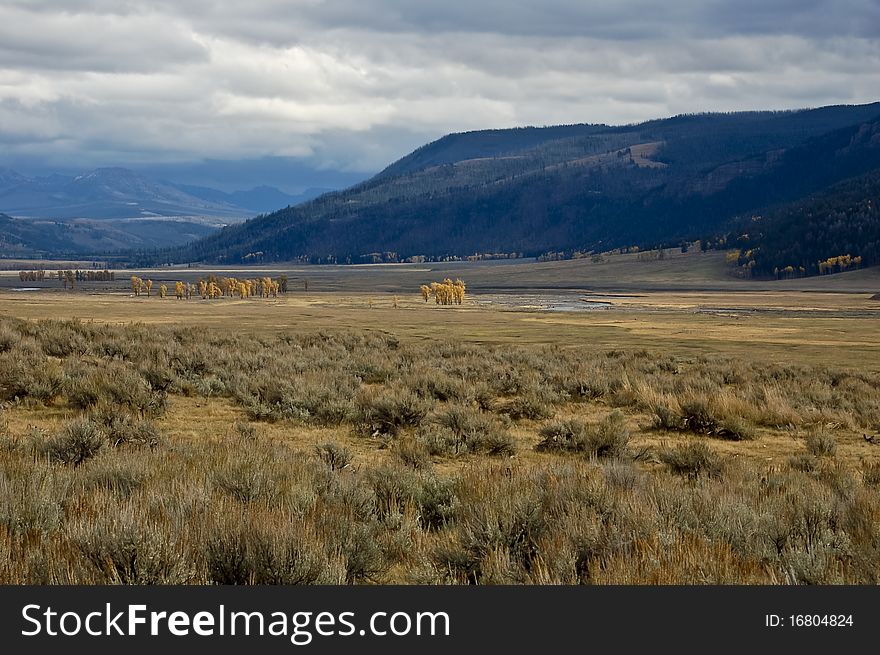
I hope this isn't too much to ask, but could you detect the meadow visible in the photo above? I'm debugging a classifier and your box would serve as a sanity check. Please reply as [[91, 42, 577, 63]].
[[1, 251, 879, 584]]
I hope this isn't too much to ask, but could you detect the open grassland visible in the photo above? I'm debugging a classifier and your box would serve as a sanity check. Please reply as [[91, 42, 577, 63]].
[[1, 292, 879, 583], [1, 283, 878, 368], [5, 247, 880, 294], [1, 253, 879, 584]]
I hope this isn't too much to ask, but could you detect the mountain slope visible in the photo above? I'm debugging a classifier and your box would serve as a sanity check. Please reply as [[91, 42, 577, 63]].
[[729, 168, 880, 277], [163, 103, 880, 265]]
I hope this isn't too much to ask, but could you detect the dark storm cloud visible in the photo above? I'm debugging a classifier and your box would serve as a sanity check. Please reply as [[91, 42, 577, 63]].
[[0, 1, 877, 179], [159, 1, 880, 44]]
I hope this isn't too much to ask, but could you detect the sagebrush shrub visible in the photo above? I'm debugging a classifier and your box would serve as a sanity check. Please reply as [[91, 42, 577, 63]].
[[659, 441, 725, 479], [805, 431, 837, 458], [315, 442, 353, 471], [536, 411, 630, 458], [44, 419, 104, 466], [203, 522, 344, 585], [356, 387, 430, 436]]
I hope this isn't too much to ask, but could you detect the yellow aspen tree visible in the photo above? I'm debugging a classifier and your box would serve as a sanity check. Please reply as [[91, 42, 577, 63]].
[[174, 281, 185, 300], [225, 277, 237, 297], [454, 279, 466, 304], [159, 284, 168, 298], [419, 285, 430, 302], [442, 282, 454, 305], [131, 276, 141, 297], [145, 279, 153, 296], [199, 280, 208, 299]]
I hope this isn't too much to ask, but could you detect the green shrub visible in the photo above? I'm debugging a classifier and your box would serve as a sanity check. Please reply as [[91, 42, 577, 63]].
[[788, 453, 819, 473], [433, 406, 516, 456], [535, 411, 630, 458], [654, 398, 756, 440], [212, 460, 279, 504], [204, 523, 344, 585], [653, 404, 681, 430], [0, 345, 63, 402], [40, 323, 90, 358], [805, 431, 837, 458], [44, 419, 104, 466], [417, 477, 458, 529], [90, 408, 161, 449], [679, 398, 717, 433], [0, 325, 18, 353], [0, 468, 68, 534], [406, 372, 469, 402], [73, 522, 188, 584], [65, 363, 164, 417], [393, 438, 432, 470], [504, 392, 554, 420], [658, 441, 725, 479], [357, 388, 430, 436], [315, 442, 353, 471]]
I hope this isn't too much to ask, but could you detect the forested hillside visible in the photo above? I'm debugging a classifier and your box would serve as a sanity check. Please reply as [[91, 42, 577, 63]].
[[153, 103, 880, 265], [729, 169, 880, 278]]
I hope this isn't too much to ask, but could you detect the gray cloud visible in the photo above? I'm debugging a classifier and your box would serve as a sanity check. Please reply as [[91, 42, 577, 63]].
[[0, 1, 878, 183]]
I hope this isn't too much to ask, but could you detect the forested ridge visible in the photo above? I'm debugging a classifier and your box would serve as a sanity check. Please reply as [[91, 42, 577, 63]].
[[729, 169, 880, 278], [149, 103, 880, 268]]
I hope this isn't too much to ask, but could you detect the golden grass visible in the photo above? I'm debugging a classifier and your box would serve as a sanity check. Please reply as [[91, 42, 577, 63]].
[[1, 285, 878, 369], [0, 263, 879, 585]]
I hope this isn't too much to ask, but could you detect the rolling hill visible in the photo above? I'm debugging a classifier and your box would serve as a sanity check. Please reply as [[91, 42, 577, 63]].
[[161, 102, 880, 266]]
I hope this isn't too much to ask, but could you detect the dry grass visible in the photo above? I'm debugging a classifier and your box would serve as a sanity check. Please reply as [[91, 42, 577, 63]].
[[0, 314, 878, 584], [2, 273, 879, 371]]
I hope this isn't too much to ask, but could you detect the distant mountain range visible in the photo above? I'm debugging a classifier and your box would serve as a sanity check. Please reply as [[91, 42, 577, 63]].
[[0, 167, 331, 254], [156, 102, 880, 275], [170, 184, 329, 215]]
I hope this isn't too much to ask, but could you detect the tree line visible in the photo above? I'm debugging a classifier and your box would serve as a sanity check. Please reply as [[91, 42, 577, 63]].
[[129, 275, 289, 300], [18, 269, 116, 286]]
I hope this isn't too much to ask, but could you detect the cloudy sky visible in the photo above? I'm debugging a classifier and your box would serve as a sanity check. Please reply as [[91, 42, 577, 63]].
[[1, 1, 878, 190]]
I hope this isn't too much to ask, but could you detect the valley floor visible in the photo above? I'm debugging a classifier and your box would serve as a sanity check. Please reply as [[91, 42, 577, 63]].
[[1, 254, 879, 584]]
